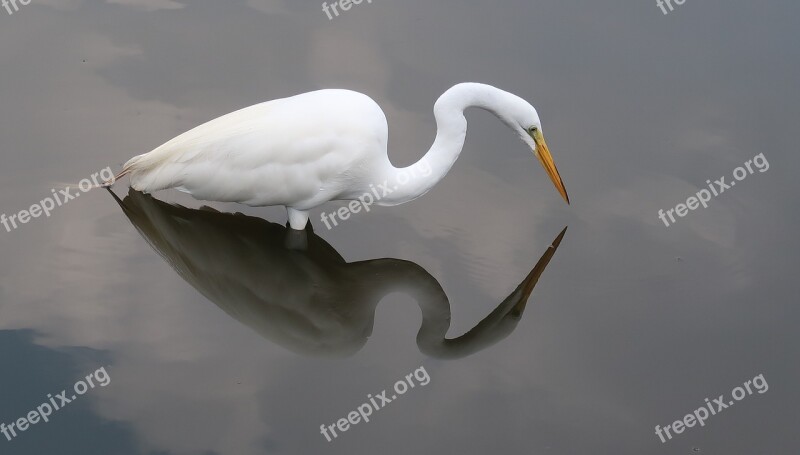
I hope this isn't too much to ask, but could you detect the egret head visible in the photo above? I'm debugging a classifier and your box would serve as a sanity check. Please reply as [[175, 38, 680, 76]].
[[504, 98, 570, 204]]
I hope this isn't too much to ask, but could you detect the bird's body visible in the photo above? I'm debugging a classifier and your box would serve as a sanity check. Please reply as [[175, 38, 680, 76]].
[[116, 83, 569, 229], [125, 90, 389, 208]]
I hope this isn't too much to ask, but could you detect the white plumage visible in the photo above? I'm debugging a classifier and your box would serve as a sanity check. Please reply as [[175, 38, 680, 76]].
[[114, 83, 569, 229]]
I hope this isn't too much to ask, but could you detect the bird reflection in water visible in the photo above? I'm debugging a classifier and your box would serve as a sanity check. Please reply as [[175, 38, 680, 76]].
[[110, 189, 566, 359]]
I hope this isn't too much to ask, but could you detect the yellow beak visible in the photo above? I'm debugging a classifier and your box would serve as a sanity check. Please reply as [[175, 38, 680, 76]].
[[532, 130, 570, 204]]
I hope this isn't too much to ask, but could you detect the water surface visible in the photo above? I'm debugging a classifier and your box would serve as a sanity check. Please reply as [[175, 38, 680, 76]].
[[0, 1, 798, 454]]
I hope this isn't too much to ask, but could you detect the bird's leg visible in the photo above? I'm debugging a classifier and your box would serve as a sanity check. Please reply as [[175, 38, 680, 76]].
[[286, 207, 309, 231], [284, 227, 308, 251], [284, 208, 310, 250]]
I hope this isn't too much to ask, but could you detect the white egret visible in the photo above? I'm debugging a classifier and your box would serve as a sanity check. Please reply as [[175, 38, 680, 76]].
[[111, 83, 569, 230]]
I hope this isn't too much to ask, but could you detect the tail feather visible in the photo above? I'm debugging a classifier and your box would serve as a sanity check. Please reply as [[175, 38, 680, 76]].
[[105, 154, 147, 188], [104, 168, 131, 187]]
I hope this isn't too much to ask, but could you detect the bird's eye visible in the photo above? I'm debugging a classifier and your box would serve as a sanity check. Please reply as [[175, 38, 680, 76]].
[[529, 127, 538, 134]]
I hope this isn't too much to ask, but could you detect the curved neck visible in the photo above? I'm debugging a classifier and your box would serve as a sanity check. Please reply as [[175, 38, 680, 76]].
[[377, 83, 517, 205], [352, 234, 561, 360]]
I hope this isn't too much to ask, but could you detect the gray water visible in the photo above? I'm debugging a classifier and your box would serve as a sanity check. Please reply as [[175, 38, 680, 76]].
[[0, 1, 798, 454]]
